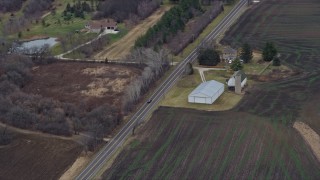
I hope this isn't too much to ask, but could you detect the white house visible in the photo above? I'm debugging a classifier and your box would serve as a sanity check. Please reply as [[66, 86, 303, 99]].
[[188, 80, 224, 104], [227, 70, 247, 88], [85, 19, 118, 33], [222, 47, 237, 63]]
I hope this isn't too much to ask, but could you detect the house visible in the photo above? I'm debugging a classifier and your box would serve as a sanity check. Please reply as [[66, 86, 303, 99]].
[[227, 70, 247, 94], [188, 80, 224, 104], [85, 19, 118, 33], [222, 47, 237, 63]]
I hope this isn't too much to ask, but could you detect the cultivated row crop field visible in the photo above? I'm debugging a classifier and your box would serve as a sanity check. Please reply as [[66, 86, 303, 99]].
[[103, 107, 320, 179], [103, 0, 320, 179], [222, 0, 320, 133]]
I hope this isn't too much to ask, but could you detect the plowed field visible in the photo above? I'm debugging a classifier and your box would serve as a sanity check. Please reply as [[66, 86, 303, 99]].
[[103, 0, 320, 179], [103, 107, 320, 179]]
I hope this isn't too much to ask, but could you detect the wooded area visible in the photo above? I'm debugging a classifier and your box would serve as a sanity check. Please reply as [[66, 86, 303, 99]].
[[94, 0, 162, 22], [0, 55, 119, 146], [135, 0, 223, 54]]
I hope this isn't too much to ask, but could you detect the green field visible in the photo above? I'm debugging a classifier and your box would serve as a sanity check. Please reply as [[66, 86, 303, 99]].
[[103, 107, 320, 179]]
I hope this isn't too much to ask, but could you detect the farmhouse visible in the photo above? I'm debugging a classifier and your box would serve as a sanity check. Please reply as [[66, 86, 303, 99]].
[[85, 19, 118, 33], [188, 80, 224, 104], [227, 70, 247, 93], [222, 47, 237, 63]]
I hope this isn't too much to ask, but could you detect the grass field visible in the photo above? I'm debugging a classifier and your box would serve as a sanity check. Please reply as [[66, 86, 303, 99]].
[[103, 107, 320, 179], [0, 126, 82, 180], [1, 0, 89, 39], [22, 62, 142, 111]]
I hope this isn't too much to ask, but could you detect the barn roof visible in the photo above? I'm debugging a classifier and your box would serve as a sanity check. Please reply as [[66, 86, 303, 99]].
[[87, 19, 117, 29], [231, 70, 247, 82], [223, 47, 237, 54], [189, 80, 224, 98]]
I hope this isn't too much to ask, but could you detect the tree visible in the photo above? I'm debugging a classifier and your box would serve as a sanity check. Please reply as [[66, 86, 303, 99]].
[[240, 43, 252, 63], [18, 31, 22, 39], [185, 62, 194, 75], [230, 58, 243, 71], [198, 48, 221, 66], [273, 57, 281, 66], [263, 42, 277, 61]]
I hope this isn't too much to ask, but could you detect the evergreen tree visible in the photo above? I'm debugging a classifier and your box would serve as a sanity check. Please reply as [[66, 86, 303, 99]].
[[230, 58, 243, 71], [240, 43, 252, 63], [198, 48, 221, 66], [263, 42, 277, 61], [66, 3, 71, 12], [273, 57, 281, 66]]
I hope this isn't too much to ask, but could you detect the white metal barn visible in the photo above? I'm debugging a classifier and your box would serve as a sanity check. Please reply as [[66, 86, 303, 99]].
[[227, 70, 247, 88], [188, 80, 225, 104]]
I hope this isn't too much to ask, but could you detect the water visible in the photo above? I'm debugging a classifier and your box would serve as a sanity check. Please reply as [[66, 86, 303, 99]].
[[13, 37, 58, 54]]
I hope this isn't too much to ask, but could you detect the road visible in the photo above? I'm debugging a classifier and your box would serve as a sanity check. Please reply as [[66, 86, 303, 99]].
[[76, 1, 248, 179]]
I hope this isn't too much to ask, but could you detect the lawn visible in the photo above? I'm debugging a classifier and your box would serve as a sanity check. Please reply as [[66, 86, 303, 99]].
[[102, 107, 320, 179], [2, 0, 90, 39], [160, 69, 243, 111]]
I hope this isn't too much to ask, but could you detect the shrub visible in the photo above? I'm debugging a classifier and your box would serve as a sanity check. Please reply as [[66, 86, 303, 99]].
[[230, 58, 243, 71], [273, 57, 281, 66], [198, 48, 220, 66]]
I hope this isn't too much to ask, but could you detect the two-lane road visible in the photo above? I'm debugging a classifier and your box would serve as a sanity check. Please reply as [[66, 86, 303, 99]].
[[76, 1, 247, 179]]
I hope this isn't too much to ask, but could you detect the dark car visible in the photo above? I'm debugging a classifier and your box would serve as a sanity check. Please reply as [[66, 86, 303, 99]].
[[147, 99, 152, 104]]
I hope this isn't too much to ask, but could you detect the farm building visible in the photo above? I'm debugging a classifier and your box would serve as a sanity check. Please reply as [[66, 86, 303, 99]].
[[222, 47, 237, 63], [188, 80, 224, 104], [227, 70, 247, 94], [85, 19, 118, 33]]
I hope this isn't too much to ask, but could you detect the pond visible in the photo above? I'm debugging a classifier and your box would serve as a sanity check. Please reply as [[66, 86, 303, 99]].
[[13, 37, 58, 54]]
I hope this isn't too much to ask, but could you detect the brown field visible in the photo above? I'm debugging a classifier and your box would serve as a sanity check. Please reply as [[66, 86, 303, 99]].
[[23, 62, 142, 110], [103, 107, 320, 179], [222, 0, 320, 121], [103, 0, 320, 179], [94, 6, 171, 60], [0, 126, 82, 180]]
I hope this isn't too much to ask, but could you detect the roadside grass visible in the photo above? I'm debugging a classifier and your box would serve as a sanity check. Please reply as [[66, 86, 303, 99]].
[[172, 1, 239, 62]]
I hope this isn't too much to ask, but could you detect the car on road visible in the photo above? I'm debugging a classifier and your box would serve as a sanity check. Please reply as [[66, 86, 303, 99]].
[[147, 99, 152, 103]]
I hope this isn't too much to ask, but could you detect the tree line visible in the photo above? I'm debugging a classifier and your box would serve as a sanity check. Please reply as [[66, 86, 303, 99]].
[[0, 0, 24, 13], [135, 0, 202, 48], [0, 54, 121, 150], [167, 1, 223, 54], [122, 48, 170, 113], [63, 1, 92, 20], [94, 0, 162, 22]]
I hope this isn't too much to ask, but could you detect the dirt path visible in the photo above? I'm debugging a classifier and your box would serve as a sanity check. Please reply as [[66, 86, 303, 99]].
[[94, 6, 171, 60], [0, 122, 74, 141], [293, 121, 320, 162], [59, 155, 91, 180]]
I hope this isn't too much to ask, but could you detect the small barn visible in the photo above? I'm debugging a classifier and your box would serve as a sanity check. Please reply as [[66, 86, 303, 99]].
[[188, 80, 224, 104], [227, 70, 247, 94]]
